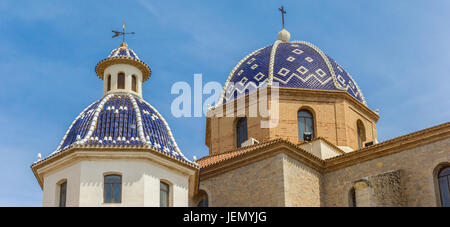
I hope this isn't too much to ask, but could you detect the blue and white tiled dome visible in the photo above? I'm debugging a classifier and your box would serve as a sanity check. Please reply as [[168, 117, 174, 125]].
[[219, 36, 367, 105], [95, 42, 151, 82], [107, 44, 140, 59], [53, 94, 190, 163]]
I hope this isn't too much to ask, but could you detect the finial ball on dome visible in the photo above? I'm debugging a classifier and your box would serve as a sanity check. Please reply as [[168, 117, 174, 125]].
[[277, 29, 290, 42]]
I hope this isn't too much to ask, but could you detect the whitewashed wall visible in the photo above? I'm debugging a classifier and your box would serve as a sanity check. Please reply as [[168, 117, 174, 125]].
[[42, 158, 190, 207], [103, 64, 143, 97]]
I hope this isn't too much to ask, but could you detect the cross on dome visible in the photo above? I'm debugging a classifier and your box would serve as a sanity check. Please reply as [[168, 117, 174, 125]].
[[278, 6, 287, 28], [277, 6, 290, 42]]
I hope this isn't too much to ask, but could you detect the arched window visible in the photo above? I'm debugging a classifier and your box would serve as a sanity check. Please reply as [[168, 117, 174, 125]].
[[236, 118, 248, 148], [196, 190, 209, 207], [107, 74, 111, 91], [132, 75, 137, 92], [197, 198, 209, 207], [357, 120, 366, 149], [160, 181, 170, 207], [349, 187, 356, 207], [58, 181, 67, 207], [298, 110, 314, 140], [104, 175, 122, 203], [117, 72, 125, 89], [438, 167, 450, 207]]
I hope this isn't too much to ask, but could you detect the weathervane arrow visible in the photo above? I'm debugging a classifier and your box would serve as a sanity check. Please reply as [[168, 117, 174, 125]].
[[112, 30, 122, 38]]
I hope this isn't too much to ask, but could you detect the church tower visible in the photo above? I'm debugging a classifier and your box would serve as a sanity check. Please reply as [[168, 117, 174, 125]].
[[205, 27, 379, 156], [31, 38, 199, 207], [198, 19, 381, 206]]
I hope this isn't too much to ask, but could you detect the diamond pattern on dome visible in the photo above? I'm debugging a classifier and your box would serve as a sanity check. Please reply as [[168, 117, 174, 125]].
[[224, 46, 272, 102], [273, 42, 335, 91], [54, 94, 189, 163], [326, 56, 362, 101], [220, 40, 366, 105]]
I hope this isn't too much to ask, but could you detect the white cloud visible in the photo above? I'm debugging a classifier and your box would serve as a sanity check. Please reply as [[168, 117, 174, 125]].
[[136, 0, 159, 17]]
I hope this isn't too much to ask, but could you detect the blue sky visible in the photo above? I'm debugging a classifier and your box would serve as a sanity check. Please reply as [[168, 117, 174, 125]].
[[0, 0, 449, 206]]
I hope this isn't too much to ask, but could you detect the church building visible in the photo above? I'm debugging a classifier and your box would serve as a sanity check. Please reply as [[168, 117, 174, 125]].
[[31, 23, 449, 207], [195, 28, 450, 207]]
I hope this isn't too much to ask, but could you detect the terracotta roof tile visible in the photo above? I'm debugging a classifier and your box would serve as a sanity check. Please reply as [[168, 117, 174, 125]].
[[196, 139, 281, 168], [197, 138, 325, 168], [197, 122, 450, 170]]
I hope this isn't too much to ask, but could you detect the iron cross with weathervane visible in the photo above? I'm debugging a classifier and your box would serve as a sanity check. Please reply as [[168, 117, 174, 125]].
[[112, 22, 135, 43], [279, 6, 287, 28]]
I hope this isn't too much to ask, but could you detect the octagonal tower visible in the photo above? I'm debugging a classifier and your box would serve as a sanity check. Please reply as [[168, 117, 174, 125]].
[[205, 29, 379, 155], [32, 42, 199, 207]]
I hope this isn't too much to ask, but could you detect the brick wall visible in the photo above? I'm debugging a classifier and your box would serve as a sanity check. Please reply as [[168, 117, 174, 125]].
[[205, 89, 379, 155]]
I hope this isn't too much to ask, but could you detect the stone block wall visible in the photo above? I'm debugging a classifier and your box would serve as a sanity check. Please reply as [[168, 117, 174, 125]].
[[199, 154, 285, 207], [323, 138, 450, 206], [353, 170, 405, 207], [282, 154, 322, 206]]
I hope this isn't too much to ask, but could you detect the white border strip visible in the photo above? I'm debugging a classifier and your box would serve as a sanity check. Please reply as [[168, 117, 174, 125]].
[[290, 40, 367, 106], [216, 45, 272, 107], [268, 40, 282, 85], [79, 94, 115, 144], [53, 101, 99, 154], [137, 97, 193, 163], [129, 94, 148, 144]]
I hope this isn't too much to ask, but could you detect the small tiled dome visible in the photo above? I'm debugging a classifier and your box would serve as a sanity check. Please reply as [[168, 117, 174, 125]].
[[95, 43, 151, 82], [54, 94, 190, 163], [220, 36, 366, 105], [108, 44, 141, 59]]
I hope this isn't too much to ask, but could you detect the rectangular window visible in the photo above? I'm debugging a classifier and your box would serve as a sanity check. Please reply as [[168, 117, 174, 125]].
[[104, 175, 122, 203], [160, 182, 170, 207], [59, 181, 67, 207]]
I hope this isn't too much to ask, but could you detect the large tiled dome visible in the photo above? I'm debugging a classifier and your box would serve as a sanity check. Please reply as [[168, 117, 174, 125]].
[[53, 94, 190, 163], [219, 36, 366, 105]]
